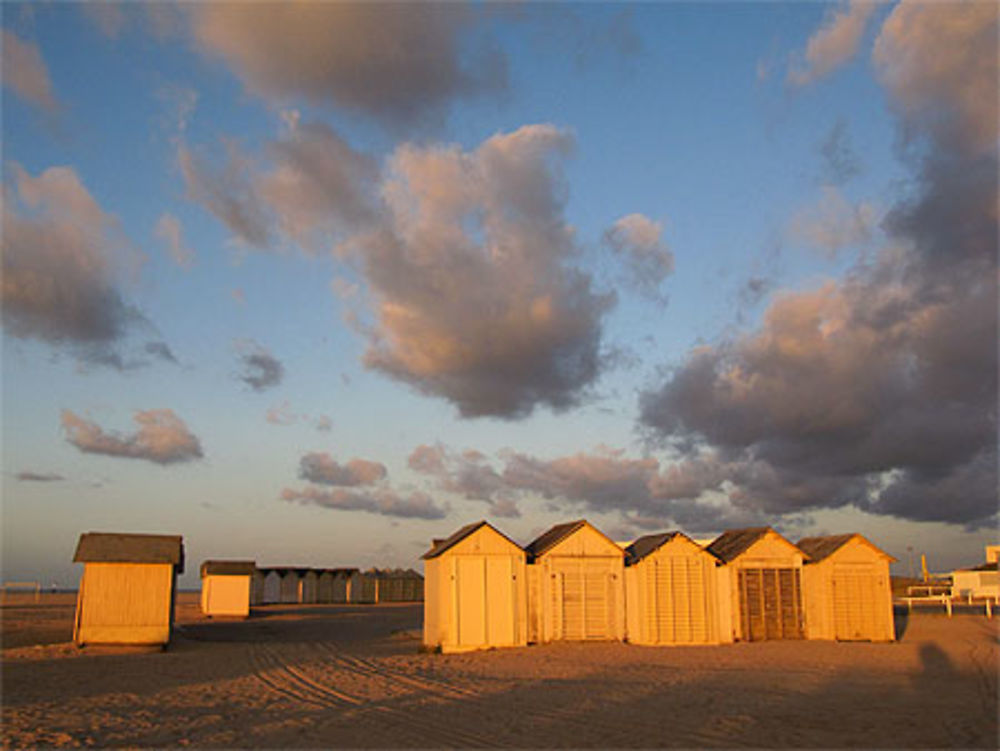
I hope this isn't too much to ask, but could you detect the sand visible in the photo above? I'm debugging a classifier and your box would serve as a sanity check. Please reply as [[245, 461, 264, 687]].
[[2, 592, 997, 748]]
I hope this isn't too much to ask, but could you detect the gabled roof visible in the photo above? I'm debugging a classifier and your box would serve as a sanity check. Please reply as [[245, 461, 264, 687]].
[[797, 533, 897, 563], [422, 520, 522, 560], [706, 527, 807, 563], [525, 520, 588, 559], [74, 532, 184, 573], [625, 531, 722, 566], [201, 560, 256, 577]]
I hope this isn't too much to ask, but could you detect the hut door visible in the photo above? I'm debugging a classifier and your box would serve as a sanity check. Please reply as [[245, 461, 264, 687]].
[[555, 561, 614, 640], [832, 565, 876, 641], [456, 557, 487, 647], [486, 557, 515, 645], [739, 568, 803, 640], [654, 557, 714, 644]]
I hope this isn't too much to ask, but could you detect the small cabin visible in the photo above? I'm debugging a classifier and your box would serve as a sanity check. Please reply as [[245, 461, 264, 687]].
[[300, 570, 319, 604], [200, 560, 255, 618], [367, 568, 425, 602], [797, 534, 895, 641], [260, 568, 283, 603], [250, 568, 266, 605], [278, 569, 302, 603], [707, 527, 807, 641], [624, 532, 731, 645], [951, 563, 999, 601], [72, 532, 184, 647], [423, 521, 528, 653], [526, 520, 625, 643]]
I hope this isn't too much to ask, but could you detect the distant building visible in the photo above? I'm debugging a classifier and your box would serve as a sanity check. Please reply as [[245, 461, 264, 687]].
[[200, 560, 255, 618], [526, 520, 625, 643], [422, 521, 527, 653], [707, 527, 807, 641], [952, 546, 999, 600], [72, 532, 184, 647], [797, 534, 895, 642]]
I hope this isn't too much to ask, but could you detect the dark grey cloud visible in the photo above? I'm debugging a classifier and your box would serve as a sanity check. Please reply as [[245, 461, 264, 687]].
[[299, 452, 387, 487], [145, 341, 178, 364], [61, 408, 203, 465], [638, 2, 998, 529], [235, 341, 284, 391], [281, 486, 447, 520]]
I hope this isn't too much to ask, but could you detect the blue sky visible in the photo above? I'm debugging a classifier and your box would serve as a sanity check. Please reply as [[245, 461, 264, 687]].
[[2, 2, 996, 588]]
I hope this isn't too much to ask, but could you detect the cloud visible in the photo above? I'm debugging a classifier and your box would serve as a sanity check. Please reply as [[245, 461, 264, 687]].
[[314, 414, 333, 432], [602, 213, 675, 301], [190, 3, 504, 129], [16, 471, 65, 482], [639, 1, 998, 530], [298, 452, 387, 487], [62, 409, 203, 465], [408, 444, 519, 517], [1, 30, 59, 113], [265, 401, 297, 426], [144, 341, 178, 364], [787, 186, 877, 257], [788, 1, 877, 87], [819, 119, 863, 185], [873, 0, 998, 156], [355, 124, 614, 418], [154, 213, 195, 269], [281, 486, 447, 520], [234, 341, 284, 391], [1, 164, 144, 364]]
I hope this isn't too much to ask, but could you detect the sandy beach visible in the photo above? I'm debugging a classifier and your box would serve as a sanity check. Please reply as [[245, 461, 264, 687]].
[[2, 592, 997, 748]]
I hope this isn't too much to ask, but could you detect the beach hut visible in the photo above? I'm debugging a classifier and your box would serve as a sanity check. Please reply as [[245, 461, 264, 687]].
[[250, 568, 266, 605], [422, 521, 528, 653], [526, 520, 625, 643], [376, 568, 425, 602], [624, 532, 731, 645], [300, 569, 319, 604], [707, 527, 807, 642], [200, 560, 255, 618], [331, 568, 358, 602], [278, 569, 301, 603], [261, 569, 282, 603], [72, 532, 184, 647], [950, 562, 999, 601], [316, 569, 336, 603], [797, 534, 895, 641]]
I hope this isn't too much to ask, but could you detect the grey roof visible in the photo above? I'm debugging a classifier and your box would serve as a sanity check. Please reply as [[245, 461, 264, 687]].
[[625, 531, 722, 566], [524, 520, 588, 560], [74, 532, 184, 573], [958, 561, 998, 572], [422, 520, 522, 560], [795, 534, 857, 562], [200, 560, 255, 577], [797, 533, 896, 563]]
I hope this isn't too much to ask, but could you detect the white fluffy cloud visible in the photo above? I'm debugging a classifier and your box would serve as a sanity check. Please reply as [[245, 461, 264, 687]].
[[62, 409, 203, 465], [788, 1, 877, 87], [1, 30, 59, 113]]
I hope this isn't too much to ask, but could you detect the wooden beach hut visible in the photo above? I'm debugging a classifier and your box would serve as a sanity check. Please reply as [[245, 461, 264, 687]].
[[374, 568, 424, 602], [422, 521, 528, 653], [797, 534, 895, 641], [526, 520, 625, 643], [624, 532, 731, 645], [278, 569, 301, 603], [200, 560, 255, 618], [707, 527, 807, 642], [261, 569, 282, 604], [250, 568, 266, 605], [72, 532, 184, 647], [300, 569, 319, 604]]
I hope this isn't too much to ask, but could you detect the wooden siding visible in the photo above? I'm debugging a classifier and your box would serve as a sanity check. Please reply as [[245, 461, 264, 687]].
[[74, 563, 175, 646]]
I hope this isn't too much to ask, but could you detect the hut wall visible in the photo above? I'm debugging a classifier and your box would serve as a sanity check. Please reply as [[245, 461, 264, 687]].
[[74, 562, 175, 646], [317, 572, 335, 603], [279, 572, 300, 603], [626, 536, 726, 646], [201, 574, 251, 618], [300, 571, 319, 604], [532, 525, 625, 643], [250, 570, 266, 605], [332, 572, 351, 603], [263, 571, 282, 603], [423, 525, 527, 653], [803, 542, 894, 641], [725, 534, 806, 642]]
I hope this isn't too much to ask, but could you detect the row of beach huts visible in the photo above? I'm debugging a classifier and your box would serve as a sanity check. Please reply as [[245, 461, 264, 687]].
[[69, 532, 422, 647], [422, 520, 898, 653]]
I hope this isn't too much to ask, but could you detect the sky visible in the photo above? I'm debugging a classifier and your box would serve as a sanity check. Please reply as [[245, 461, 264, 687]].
[[2, 1, 997, 589]]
